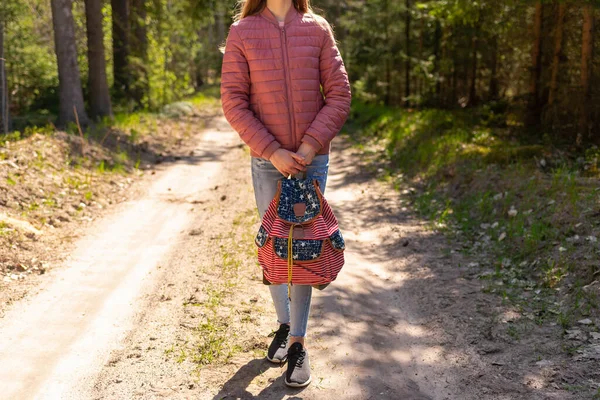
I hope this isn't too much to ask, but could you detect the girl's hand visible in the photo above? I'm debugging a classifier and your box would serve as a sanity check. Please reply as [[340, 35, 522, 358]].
[[295, 143, 317, 166], [269, 149, 307, 176]]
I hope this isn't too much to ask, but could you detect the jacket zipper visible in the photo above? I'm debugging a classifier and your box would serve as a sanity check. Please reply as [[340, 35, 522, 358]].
[[280, 26, 297, 150]]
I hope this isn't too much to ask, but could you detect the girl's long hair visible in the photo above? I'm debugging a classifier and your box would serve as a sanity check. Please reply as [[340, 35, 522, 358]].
[[234, 0, 313, 21]]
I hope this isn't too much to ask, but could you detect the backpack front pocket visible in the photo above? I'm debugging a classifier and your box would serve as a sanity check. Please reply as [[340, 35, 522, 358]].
[[272, 237, 324, 262]]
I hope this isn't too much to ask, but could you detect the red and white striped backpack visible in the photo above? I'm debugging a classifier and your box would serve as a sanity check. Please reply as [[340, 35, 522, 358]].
[[255, 177, 345, 295]]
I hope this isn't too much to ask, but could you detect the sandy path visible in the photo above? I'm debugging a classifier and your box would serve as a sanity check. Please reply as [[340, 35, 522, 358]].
[[0, 118, 239, 399], [0, 117, 575, 400]]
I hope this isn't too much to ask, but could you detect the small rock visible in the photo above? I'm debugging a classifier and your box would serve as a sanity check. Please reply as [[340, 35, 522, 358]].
[[581, 345, 600, 360], [590, 332, 600, 340], [220, 195, 227, 201], [508, 207, 518, 217], [189, 229, 202, 236], [586, 236, 597, 243], [478, 346, 502, 355], [498, 232, 506, 242], [535, 360, 553, 367], [583, 281, 599, 295], [566, 329, 586, 340], [578, 318, 593, 325]]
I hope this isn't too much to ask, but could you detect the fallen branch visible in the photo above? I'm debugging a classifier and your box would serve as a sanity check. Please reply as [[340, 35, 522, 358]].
[[0, 160, 19, 169], [100, 128, 112, 147], [73, 106, 86, 157]]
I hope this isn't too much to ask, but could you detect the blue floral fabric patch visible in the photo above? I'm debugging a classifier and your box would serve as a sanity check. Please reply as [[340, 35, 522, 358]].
[[329, 230, 345, 250], [277, 179, 321, 224], [255, 226, 268, 247], [273, 237, 323, 261]]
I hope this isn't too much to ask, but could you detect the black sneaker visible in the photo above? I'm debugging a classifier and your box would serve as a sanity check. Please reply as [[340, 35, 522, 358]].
[[285, 342, 311, 387], [267, 324, 290, 363]]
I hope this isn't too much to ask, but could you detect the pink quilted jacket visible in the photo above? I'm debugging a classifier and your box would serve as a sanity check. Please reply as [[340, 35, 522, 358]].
[[220, 6, 352, 159]]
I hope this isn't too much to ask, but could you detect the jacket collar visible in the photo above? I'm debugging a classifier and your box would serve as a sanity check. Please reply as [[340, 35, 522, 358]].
[[260, 5, 300, 26]]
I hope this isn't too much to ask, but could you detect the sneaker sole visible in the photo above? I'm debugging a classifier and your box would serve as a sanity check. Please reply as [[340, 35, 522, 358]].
[[266, 355, 287, 364], [284, 375, 312, 388]]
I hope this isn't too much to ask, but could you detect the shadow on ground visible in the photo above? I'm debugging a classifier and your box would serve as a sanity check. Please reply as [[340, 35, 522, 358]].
[[208, 137, 574, 400]]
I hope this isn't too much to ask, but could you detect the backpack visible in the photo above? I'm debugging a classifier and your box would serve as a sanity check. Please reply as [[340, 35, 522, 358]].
[[255, 177, 345, 297]]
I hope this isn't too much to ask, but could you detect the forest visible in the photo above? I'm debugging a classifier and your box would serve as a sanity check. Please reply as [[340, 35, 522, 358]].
[[1, 0, 598, 145], [2, 1, 600, 397]]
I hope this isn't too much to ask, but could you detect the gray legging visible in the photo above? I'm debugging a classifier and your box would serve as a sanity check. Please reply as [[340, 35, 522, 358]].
[[251, 155, 329, 337]]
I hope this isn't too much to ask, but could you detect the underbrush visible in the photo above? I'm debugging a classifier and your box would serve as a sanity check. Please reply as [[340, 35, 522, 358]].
[[2, 88, 221, 172], [0, 88, 221, 283], [346, 101, 600, 330]]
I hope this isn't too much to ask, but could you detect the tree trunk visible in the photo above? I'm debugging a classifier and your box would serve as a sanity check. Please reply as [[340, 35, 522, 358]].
[[216, 3, 226, 45], [130, 0, 148, 108], [404, 0, 411, 107], [111, 0, 129, 101], [548, 3, 567, 107], [0, 21, 9, 133], [579, 4, 594, 143], [451, 47, 458, 107], [417, 14, 424, 102], [85, 0, 113, 120], [51, 0, 89, 127], [489, 35, 499, 101], [527, 1, 544, 128], [468, 19, 480, 107], [433, 20, 442, 101], [384, 0, 391, 105]]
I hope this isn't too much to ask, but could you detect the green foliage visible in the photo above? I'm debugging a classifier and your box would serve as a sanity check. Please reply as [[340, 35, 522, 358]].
[[5, 0, 231, 128], [5, 0, 58, 115], [348, 99, 600, 327], [347, 100, 543, 179]]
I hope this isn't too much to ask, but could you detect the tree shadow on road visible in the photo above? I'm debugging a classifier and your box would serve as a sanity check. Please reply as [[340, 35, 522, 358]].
[[211, 136, 572, 400]]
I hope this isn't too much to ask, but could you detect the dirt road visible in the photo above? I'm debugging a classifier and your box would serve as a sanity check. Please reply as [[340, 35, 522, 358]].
[[0, 117, 577, 399]]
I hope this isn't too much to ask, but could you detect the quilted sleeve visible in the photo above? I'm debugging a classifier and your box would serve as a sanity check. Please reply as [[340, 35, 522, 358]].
[[301, 21, 352, 153], [221, 24, 282, 159]]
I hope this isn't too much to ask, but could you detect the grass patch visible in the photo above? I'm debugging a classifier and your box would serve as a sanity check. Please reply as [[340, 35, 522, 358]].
[[168, 208, 262, 370], [347, 100, 600, 330]]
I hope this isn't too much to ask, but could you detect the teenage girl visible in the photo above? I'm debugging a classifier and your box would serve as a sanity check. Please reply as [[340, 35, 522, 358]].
[[221, 0, 351, 388]]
